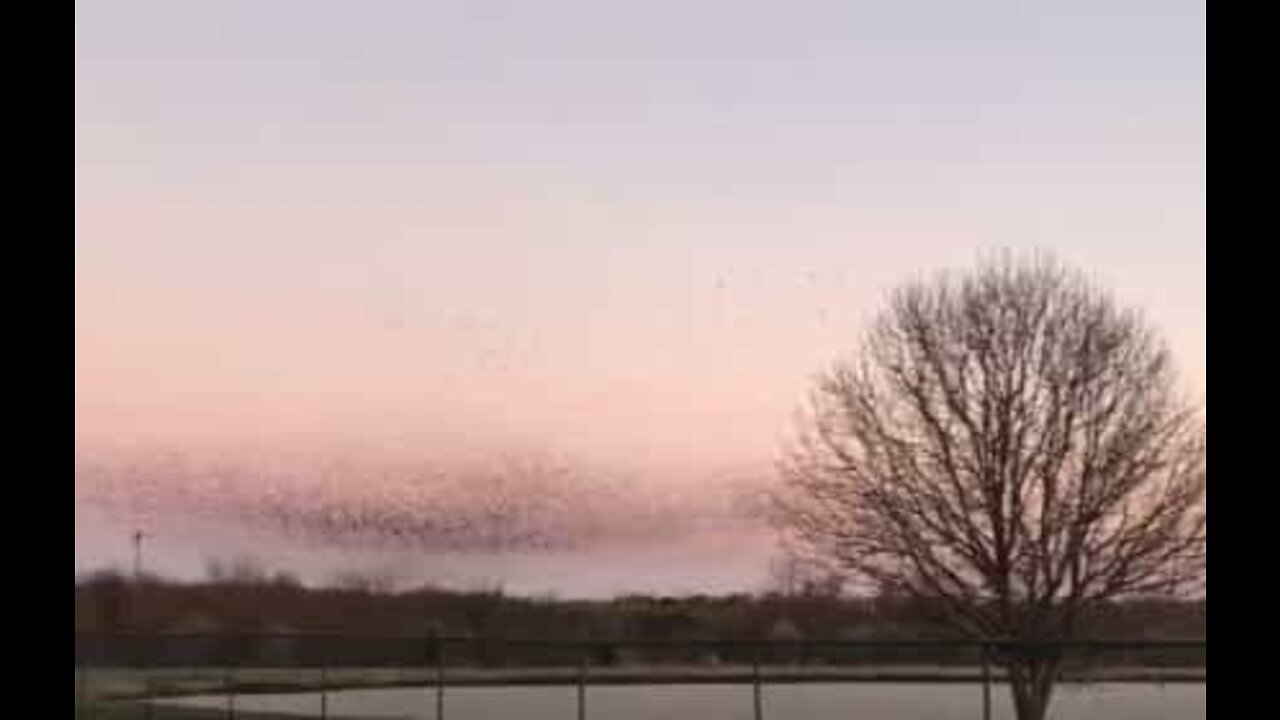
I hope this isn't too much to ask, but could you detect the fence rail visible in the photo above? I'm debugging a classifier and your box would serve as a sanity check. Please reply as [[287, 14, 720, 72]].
[[74, 635, 1206, 720]]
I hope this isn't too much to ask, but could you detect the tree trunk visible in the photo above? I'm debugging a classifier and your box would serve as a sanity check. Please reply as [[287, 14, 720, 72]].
[[1008, 657, 1061, 720], [1012, 685, 1051, 720]]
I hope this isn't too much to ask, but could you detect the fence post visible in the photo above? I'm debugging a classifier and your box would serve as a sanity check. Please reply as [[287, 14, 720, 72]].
[[753, 644, 764, 720], [143, 637, 156, 720], [577, 648, 588, 720], [982, 642, 993, 720], [225, 664, 236, 720], [435, 639, 446, 720], [319, 665, 329, 720]]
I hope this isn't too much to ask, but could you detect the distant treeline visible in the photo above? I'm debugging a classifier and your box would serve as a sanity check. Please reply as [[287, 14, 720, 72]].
[[75, 569, 1205, 644]]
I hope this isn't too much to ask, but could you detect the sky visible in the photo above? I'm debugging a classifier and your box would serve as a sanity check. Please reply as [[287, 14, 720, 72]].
[[75, 0, 1206, 597]]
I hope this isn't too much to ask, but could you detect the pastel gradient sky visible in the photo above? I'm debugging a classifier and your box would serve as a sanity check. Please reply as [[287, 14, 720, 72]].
[[75, 0, 1206, 595]]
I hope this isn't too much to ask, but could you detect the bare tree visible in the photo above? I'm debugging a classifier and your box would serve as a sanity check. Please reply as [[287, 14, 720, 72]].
[[205, 555, 269, 585], [766, 549, 845, 599], [772, 256, 1205, 720]]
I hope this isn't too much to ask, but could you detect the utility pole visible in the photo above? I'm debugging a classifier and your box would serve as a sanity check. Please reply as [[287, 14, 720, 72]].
[[133, 530, 145, 585], [132, 530, 146, 632]]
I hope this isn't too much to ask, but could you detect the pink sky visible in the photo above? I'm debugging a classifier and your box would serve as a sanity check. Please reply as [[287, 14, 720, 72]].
[[75, 0, 1205, 595]]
